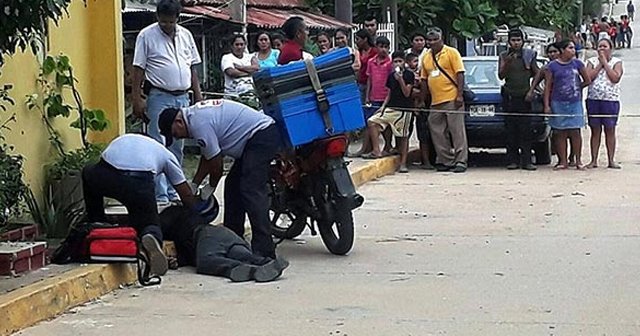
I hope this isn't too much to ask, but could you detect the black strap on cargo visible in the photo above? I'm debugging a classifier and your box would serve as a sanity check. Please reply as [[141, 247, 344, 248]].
[[304, 59, 334, 135]]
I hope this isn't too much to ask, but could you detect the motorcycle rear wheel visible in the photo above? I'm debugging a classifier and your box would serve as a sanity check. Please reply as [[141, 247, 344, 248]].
[[316, 175, 355, 255], [317, 202, 354, 255]]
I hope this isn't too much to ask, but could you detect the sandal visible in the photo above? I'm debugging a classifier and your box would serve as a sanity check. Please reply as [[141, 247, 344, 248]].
[[553, 164, 568, 171], [361, 153, 381, 160]]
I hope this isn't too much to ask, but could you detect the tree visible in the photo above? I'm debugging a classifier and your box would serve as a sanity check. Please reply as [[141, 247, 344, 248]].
[[306, 0, 497, 47], [0, 0, 73, 65], [306, 0, 604, 46]]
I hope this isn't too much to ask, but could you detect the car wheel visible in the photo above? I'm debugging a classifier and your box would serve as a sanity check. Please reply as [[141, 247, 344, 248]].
[[533, 138, 552, 165]]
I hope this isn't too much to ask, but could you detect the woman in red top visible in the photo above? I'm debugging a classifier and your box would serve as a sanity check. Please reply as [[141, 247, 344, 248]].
[[355, 29, 378, 102]]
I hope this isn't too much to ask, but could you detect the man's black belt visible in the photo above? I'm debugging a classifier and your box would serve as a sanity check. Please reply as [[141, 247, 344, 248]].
[[99, 159, 154, 178], [143, 80, 188, 96]]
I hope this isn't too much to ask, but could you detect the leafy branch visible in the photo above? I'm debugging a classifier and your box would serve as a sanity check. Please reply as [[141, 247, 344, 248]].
[[26, 54, 110, 153]]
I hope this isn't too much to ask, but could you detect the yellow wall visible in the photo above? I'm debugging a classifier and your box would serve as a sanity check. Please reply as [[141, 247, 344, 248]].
[[1, 0, 124, 193]]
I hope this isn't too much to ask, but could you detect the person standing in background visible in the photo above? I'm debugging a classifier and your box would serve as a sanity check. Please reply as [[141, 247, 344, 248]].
[[499, 29, 540, 171], [543, 40, 591, 170], [420, 27, 468, 173], [316, 32, 333, 55], [585, 39, 624, 169], [132, 0, 203, 204], [364, 16, 378, 38], [221, 35, 258, 96], [334, 27, 361, 72], [252, 32, 280, 69]]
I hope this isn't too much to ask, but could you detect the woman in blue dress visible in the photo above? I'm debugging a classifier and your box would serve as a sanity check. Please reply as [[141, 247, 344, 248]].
[[543, 40, 592, 170], [252, 32, 280, 69]]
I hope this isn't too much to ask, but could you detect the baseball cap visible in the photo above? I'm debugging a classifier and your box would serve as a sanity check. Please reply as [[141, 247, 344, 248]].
[[158, 107, 180, 147]]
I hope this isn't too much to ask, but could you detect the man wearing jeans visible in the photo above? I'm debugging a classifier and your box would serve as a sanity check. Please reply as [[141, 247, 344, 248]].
[[132, 0, 203, 203], [420, 27, 468, 173], [499, 29, 539, 170]]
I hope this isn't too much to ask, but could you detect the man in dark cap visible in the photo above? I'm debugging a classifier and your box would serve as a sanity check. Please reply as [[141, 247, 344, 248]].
[[158, 99, 284, 259]]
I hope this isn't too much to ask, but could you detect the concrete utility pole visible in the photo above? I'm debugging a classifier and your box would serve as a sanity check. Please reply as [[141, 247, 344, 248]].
[[577, 0, 584, 29], [229, 0, 247, 37], [335, 0, 353, 24]]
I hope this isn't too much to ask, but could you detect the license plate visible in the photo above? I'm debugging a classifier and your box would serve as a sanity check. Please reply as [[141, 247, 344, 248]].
[[469, 105, 495, 117]]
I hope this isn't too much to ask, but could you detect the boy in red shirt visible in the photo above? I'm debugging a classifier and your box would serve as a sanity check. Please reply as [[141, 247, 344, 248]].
[[364, 36, 394, 155]]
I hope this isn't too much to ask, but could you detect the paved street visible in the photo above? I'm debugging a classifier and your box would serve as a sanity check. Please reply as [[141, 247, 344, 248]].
[[15, 9, 640, 336]]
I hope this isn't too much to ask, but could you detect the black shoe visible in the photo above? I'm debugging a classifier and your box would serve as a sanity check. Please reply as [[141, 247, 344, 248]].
[[254, 258, 289, 282], [435, 164, 452, 172], [229, 264, 257, 282], [506, 163, 519, 170], [141, 234, 168, 276], [522, 163, 537, 171], [452, 162, 467, 173]]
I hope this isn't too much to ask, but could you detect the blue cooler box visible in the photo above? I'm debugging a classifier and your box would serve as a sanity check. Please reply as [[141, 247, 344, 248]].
[[254, 48, 365, 147]]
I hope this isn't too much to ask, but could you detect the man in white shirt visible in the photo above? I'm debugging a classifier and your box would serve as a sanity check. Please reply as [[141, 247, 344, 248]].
[[82, 134, 212, 277], [132, 0, 202, 203], [158, 99, 284, 259]]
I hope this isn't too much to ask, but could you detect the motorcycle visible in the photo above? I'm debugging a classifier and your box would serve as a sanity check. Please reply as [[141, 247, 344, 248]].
[[269, 135, 364, 255]]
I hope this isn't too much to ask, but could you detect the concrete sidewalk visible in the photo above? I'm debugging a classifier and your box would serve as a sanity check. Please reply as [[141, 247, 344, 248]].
[[0, 154, 404, 336]]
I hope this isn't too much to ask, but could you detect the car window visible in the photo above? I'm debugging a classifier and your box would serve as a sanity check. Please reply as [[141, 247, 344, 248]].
[[463, 60, 501, 89]]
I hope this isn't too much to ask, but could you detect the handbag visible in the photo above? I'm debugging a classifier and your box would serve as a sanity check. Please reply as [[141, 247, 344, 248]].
[[51, 222, 161, 286], [431, 52, 476, 102]]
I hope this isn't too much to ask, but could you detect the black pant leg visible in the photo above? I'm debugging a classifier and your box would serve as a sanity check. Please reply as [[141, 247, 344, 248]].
[[195, 228, 243, 278], [513, 98, 533, 165], [119, 176, 162, 242], [238, 126, 281, 258], [228, 245, 271, 266], [223, 161, 246, 238], [84, 162, 162, 242], [82, 164, 108, 223], [504, 96, 519, 164]]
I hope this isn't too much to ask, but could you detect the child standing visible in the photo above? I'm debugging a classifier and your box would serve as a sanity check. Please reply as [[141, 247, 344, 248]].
[[364, 36, 394, 156], [407, 52, 434, 170], [543, 40, 592, 170], [363, 51, 415, 173]]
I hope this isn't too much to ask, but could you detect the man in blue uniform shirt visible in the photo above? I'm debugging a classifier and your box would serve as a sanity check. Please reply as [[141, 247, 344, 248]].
[[82, 134, 213, 277], [158, 99, 284, 259]]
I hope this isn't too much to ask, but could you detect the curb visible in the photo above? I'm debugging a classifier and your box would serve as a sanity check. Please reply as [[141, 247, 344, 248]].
[[0, 264, 137, 336], [0, 152, 414, 335]]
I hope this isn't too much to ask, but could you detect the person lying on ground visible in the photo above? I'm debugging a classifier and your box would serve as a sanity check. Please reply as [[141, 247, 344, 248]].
[[159, 203, 289, 282]]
